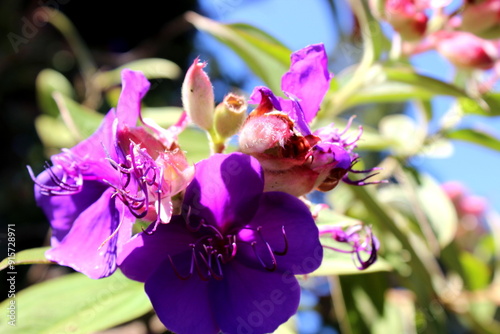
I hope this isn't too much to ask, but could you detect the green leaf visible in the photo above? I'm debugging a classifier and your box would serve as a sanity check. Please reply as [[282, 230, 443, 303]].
[[311, 250, 392, 276], [383, 67, 467, 97], [0, 247, 52, 271], [36, 69, 75, 117], [459, 94, 500, 116], [35, 114, 77, 150], [378, 114, 425, 156], [416, 174, 458, 249], [0, 271, 152, 334], [178, 127, 211, 163], [343, 65, 470, 109], [459, 252, 491, 291], [52, 92, 104, 141], [185, 11, 291, 93], [94, 58, 182, 89], [444, 128, 500, 152], [141, 106, 184, 128]]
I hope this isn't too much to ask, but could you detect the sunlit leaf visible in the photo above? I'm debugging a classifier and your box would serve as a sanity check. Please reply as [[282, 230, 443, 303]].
[[444, 128, 500, 152], [311, 250, 392, 276], [185, 11, 291, 93], [460, 252, 491, 291], [459, 94, 500, 116], [141, 106, 184, 128], [342, 65, 472, 109], [178, 127, 211, 163], [0, 271, 151, 334], [36, 68, 75, 117], [52, 92, 104, 140], [35, 114, 77, 150], [416, 174, 458, 249], [0, 247, 52, 271], [94, 58, 182, 89], [379, 114, 425, 155]]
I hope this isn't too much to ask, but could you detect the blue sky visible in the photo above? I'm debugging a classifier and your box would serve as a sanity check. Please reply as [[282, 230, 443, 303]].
[[197, 0, 500, 212]]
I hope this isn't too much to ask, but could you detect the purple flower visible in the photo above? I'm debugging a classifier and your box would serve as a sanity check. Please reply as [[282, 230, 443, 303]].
[[30, 69, 192, 279], [319, 224, 379, 269], [239, 44, 383, 196], [118, 152, 323, 334]]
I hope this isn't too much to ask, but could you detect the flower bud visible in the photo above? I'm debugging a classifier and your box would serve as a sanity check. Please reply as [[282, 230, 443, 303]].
[[181, 57, 215, 131], [384, 0, 428, 41], [214, 93, 247, 139], [460, 0, 500, 39], [432, 31, 499, 69]]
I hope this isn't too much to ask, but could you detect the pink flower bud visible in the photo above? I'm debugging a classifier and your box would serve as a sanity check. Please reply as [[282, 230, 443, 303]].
[[458, 195, 487, 217], [461, 0, 500, 38], [384, 0, 428, 41], [181, 57, 215, 131], [431, 31, 499, 69]]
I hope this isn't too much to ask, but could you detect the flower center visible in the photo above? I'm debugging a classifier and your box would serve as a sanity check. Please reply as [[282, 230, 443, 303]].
[[168, 216, 289, 281], [106, 142, 164, 222], [28, 150, 86, 196]]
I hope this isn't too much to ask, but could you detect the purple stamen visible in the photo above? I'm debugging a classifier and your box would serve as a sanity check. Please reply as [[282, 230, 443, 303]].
[[251, 241, 278, 272]]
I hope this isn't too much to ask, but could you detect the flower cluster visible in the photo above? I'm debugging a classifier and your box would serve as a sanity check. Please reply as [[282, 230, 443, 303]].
[[372, 0, 500, 90], [31, 44, 382, 334]]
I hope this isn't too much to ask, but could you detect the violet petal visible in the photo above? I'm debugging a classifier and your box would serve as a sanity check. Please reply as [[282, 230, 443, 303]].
[[280, 44, 331, 123], [183, 153, 263, 230], [117, 69, 151, 126], [45, 188, 134, 279], [35, 178, 108, 246], [213, 260, 301, 334], [238, 192, 323, 275], [145, 258, 220, 334], [118, 216, 197, 283]]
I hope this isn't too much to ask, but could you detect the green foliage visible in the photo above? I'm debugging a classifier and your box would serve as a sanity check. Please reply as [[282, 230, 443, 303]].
[[13, 2, 500, 333], [185, 11, 291, 93], [0, 271, 151, 334]]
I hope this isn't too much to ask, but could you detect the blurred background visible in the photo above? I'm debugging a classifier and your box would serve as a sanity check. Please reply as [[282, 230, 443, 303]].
[[2, 0, 500, 333]]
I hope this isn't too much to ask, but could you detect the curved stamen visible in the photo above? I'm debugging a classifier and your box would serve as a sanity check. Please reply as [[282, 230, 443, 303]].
[[27, 165, 82, 196], [222, 235, 237, 262], [193, 251, 210, 281], [168, 248, 194, 280], [343, 173, 387, 186], [251, 241, 277, 272], [272, 226, 289, 256], [198, 251, 224, 280]]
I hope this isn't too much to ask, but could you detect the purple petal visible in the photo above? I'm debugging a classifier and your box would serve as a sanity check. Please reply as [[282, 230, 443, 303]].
[[238, 192, 322, 275], [280, 44, 331, 123], [278, 96, 311, 136], [213, 260, 301, 334], [35, 178, 109, 246], [45, 188, 134, 279], [69, 110, 119, 172], [183, 153, 263, 230], [145, 259, 220, 334], [117, 69, 150, 126], [248, 86, 282, 110], [118, 216, 197, 283]]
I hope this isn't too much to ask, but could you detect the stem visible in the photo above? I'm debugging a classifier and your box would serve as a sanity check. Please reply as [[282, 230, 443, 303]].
[[207, 129, 225, 155], [328, 0, 379, 116]]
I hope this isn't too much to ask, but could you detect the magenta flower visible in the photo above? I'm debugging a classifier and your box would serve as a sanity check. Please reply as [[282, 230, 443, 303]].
[[319, 224, 379, 269], [239, 44, 382, 196], [30, 69, 192, 279], [118, 152, 322, 334]]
